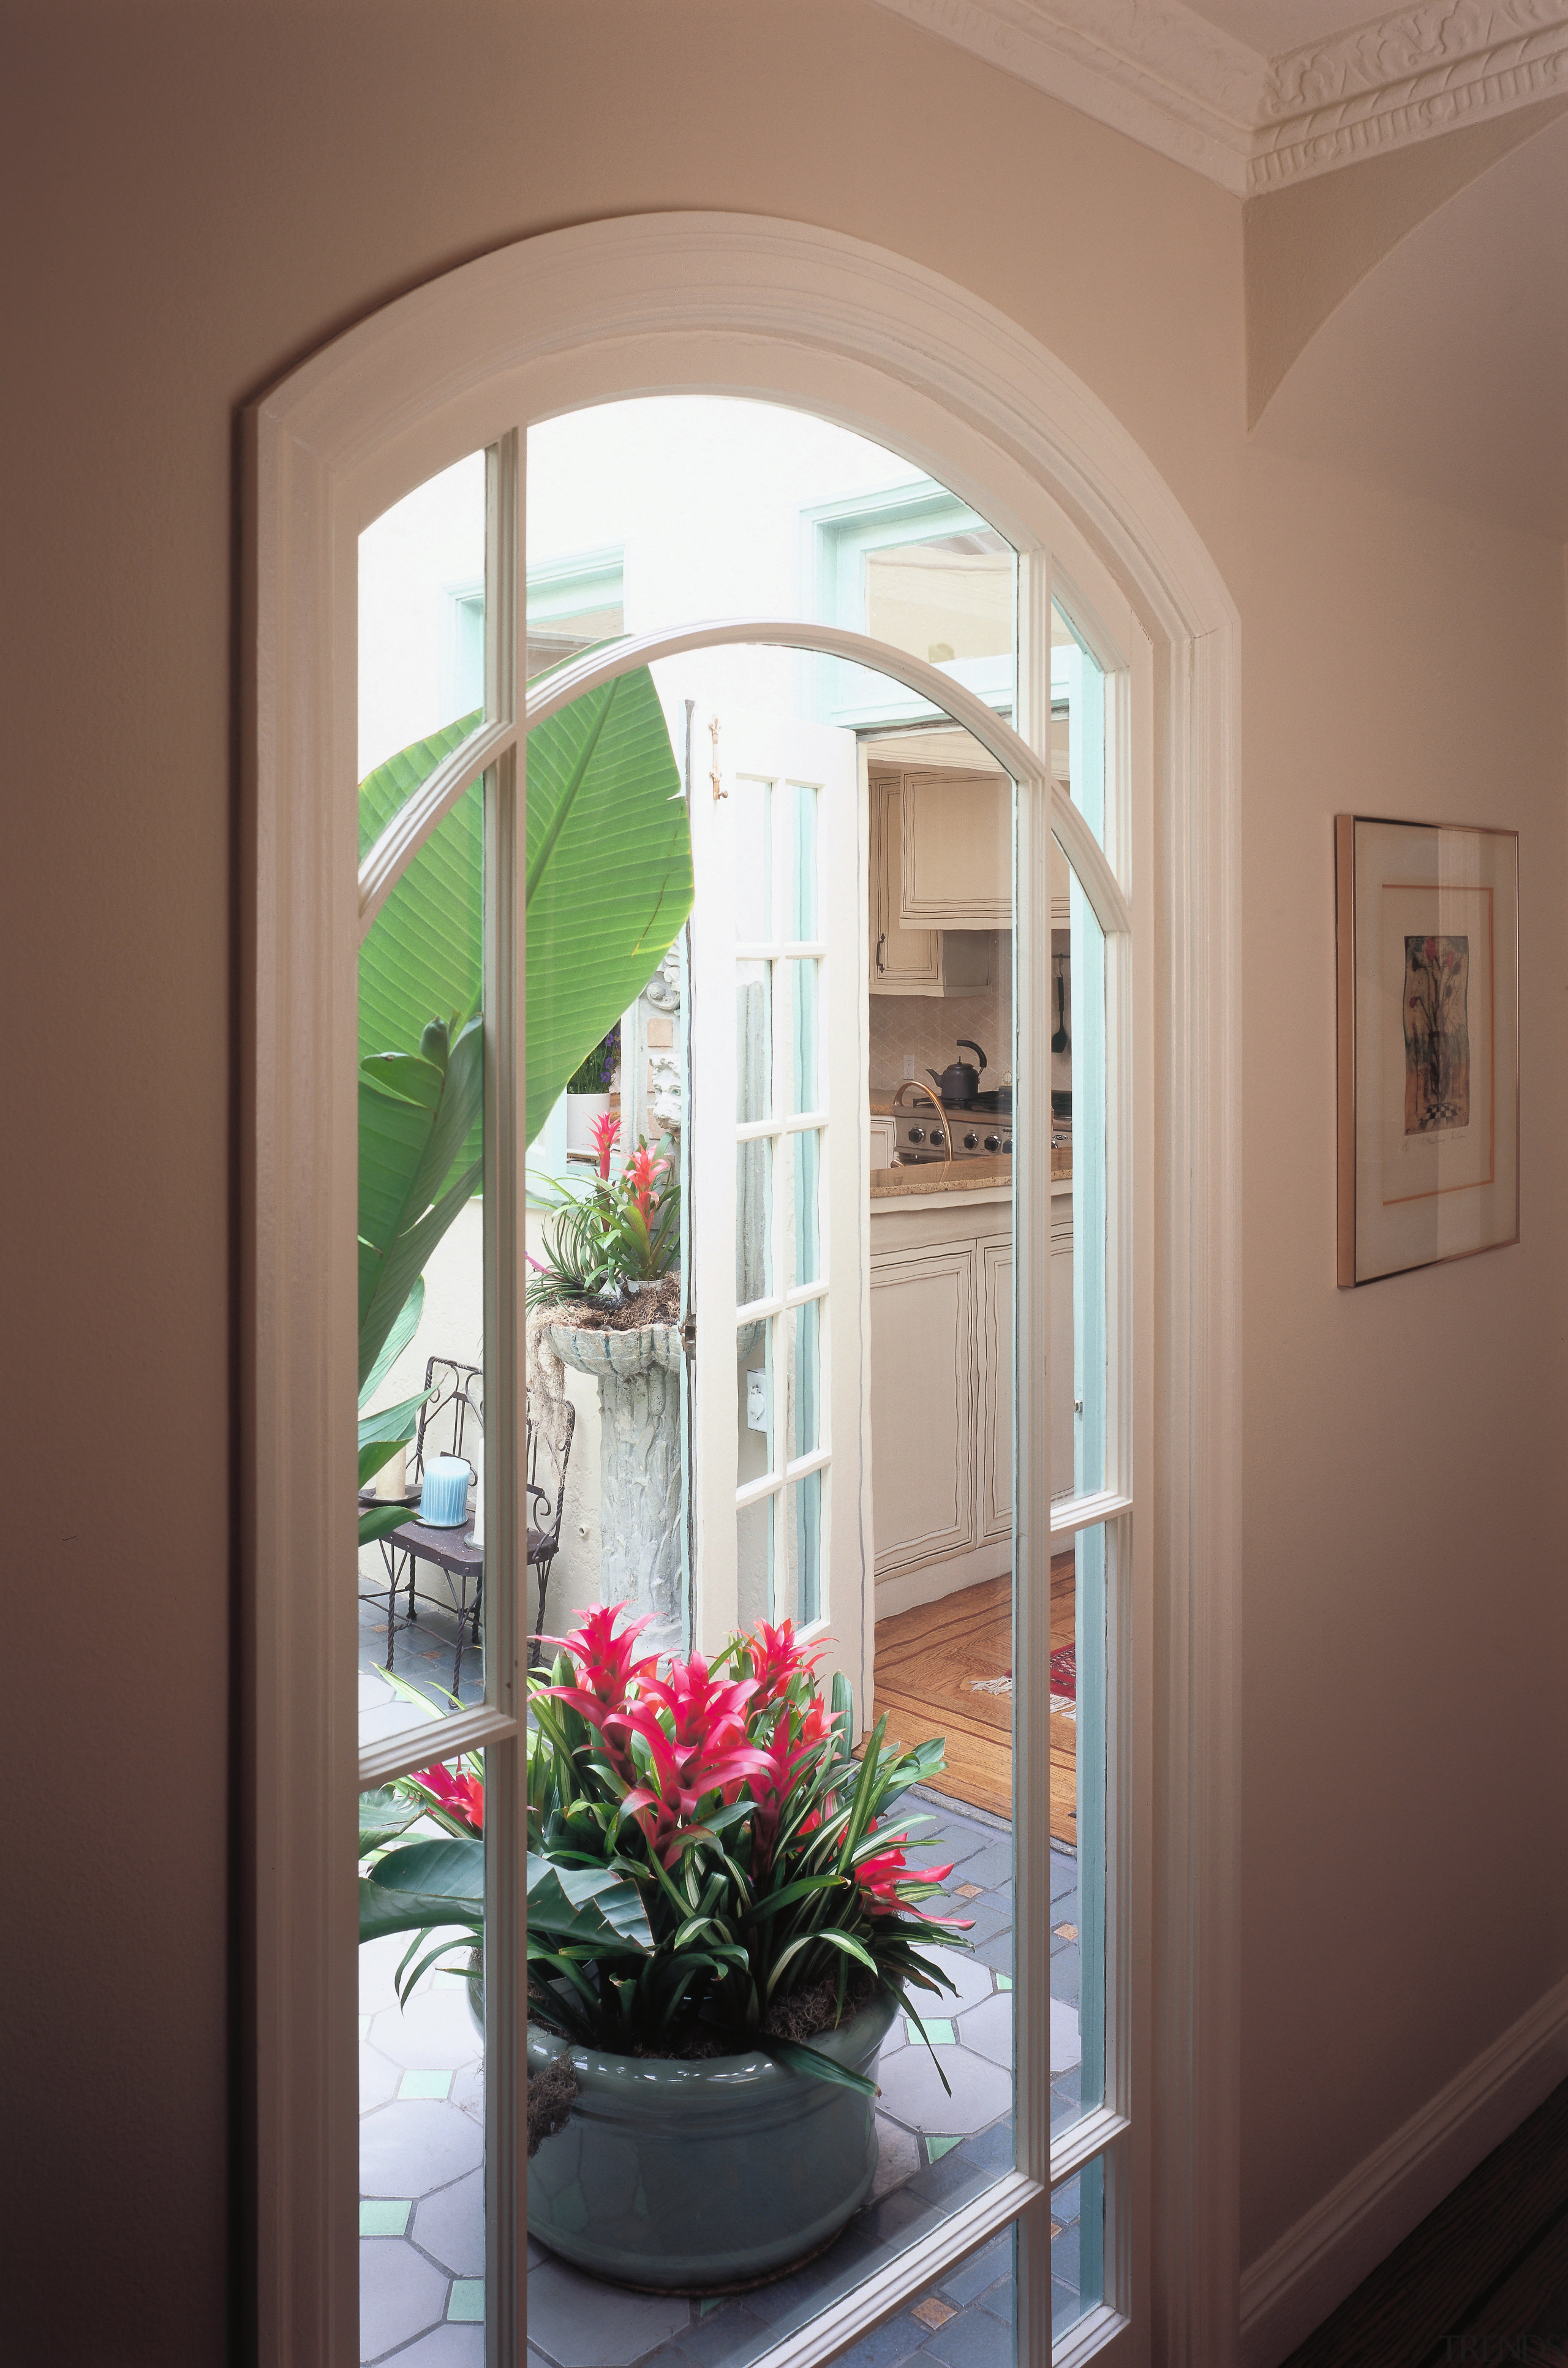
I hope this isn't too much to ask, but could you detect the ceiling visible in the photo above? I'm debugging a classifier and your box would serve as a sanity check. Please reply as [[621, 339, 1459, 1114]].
[[1252, 109, 1568, 538], [1183, 2, 1395, 48]]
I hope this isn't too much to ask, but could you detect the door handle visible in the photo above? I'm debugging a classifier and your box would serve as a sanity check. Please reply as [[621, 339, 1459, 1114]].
[[875, 931, 886, 973], [679, 1311, 697, 1362]]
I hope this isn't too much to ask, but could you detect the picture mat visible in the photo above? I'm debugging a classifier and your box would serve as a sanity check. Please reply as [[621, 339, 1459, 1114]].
[[1343, 816, 1518, 1284]]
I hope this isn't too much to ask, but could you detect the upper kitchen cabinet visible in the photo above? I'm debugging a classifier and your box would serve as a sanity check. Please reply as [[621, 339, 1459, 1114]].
[[900, 767, 1011, 929], [868, 767, 992, 997]]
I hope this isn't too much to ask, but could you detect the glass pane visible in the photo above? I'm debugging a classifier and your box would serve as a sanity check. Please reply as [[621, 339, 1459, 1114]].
[[789, 959, 820, 1112], [358, 794, 486, 1750], [736, 1489, 774, 1635], [1052, 1524, 1106, 2134], [791, 778, 819, 938], [790, 1297, 821, 1459], [1052, 601, 1107, 850], [1069, 878, 1107, 1501], [791, 1128, 821, 1289], [358, 448, 488, 796], [866, 529, 1014, 674], [737, 962, 772, 1125], [360, 1753, 485, 2361], [734, 773, 772, 940], [788, 1469, 823, 1626], [736, 1137, 771, 1307], [1052, 2156, 1105, 2344], [737, 1319, 776, 1489]]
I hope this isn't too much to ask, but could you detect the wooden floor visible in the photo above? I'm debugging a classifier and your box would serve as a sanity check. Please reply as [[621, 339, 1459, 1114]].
[[1281, 2076, 1568, 2367], [872, 1554, 1077, 1841]]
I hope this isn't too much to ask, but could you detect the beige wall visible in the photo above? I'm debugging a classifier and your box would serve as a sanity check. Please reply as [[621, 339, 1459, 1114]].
[[4, 3, 1565, 2356]]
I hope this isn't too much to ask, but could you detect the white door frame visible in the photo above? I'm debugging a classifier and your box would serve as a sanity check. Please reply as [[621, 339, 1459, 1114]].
[[246, 212, 1241, 2367]]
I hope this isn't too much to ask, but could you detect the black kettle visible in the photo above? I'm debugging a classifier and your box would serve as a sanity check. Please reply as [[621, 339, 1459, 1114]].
[[929, 1040, 987, 1103]]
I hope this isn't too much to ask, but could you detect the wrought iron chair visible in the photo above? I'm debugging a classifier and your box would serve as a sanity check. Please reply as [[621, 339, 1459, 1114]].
[[370, 1356, 485, 1696], [527, 1393, 576, 1659]]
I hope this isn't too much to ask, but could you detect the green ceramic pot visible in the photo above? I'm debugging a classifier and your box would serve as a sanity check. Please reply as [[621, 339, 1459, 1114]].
[[527, 1989, 899, 2291]]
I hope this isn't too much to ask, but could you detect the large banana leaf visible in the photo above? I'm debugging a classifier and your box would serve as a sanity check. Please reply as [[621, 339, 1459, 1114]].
[[524, 668, 691, 1142], [353, 673, 692, 1150], [358, 1016, 484, 1391]]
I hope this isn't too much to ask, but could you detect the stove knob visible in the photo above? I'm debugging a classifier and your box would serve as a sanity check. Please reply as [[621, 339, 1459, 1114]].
[[963, 1132, 979, 1150], [907, 1125, 925, 1144], [929, 1127, 945, 1147], [983, 1133, 1000, 1152], [1002, 1136, 1013, 1154]]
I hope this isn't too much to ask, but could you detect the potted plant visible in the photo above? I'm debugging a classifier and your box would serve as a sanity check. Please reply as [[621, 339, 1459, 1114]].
[[564, 1023, 620, 1155], [359, 1604, 973, 2293], [528, 1134, 685, 1631]]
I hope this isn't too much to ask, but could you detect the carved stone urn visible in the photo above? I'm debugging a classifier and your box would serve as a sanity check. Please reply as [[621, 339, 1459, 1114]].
[[546, 1313, 684, 1637]]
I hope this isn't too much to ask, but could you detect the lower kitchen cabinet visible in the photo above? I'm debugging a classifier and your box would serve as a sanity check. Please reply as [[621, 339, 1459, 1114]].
[[869, 1189, 1074, 1615]]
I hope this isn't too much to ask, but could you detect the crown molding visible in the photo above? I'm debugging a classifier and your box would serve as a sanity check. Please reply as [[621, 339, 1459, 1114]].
[[873, 0, 1568, 193]]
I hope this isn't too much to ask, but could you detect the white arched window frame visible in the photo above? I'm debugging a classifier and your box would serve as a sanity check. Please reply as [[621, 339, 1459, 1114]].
[[246, 215, 1240, 2368]]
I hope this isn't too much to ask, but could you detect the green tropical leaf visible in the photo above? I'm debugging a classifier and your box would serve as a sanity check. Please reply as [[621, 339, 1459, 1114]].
[[359, 1278, 426, 1409], [359, 1787, 420, 1858], [527, 1853, 654, 1954], [525, 669, 691, 1142], [745, 2032, 880, 2097], [358, 1502, 414, 1547], [358, 717, 484, 1067], [357, 1016, 484, 1388]]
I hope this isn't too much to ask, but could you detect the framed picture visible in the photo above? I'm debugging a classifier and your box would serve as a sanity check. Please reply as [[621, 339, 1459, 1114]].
[[1336, 814, 1519, 1287]]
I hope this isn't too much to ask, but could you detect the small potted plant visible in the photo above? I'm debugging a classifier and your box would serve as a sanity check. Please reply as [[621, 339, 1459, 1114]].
[[564, 1025, 620, 1156], [360, 1604, 972, 2293]]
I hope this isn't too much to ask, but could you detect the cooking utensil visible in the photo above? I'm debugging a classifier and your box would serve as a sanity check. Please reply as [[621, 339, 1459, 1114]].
[[1051, 967, 1069, 1055], [927, 1039, 987, 1104]]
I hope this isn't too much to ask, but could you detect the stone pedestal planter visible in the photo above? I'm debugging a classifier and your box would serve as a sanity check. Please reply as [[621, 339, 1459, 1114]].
[[548, 1319, 684, 1632], [526, 1989, 899, 2292]]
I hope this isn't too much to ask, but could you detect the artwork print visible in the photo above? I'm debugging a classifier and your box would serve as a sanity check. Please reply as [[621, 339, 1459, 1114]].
[[1403, 933, 1469, 1134]]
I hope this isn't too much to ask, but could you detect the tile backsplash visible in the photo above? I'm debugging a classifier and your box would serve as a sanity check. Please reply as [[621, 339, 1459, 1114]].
[[869, 954, 1012, 1095]]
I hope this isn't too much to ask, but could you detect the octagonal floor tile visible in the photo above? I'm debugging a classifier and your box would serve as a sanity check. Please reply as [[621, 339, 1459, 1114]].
[[378, 2323, 486, 2366], [360, 2098, 484, 2197], [527, 2254, 690, 2367], [414, 2169, 484, 2277], [360, 1934, 409, 2017], [360, 2042, 402, 2110], [869, 2113, 921, 2203], [930, 1951, 997, 2016], [877, 2042, 1012, 2137], [957, 1991, 1013, 2070], [360, 2236, 448, 2361], [1050, 1996, 1080, 2073], [372, 1976, 483, 2071]]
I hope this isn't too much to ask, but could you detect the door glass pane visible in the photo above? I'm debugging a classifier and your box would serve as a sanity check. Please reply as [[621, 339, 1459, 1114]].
[[358, 792, 486, 1751], [791, 779, 819, 938], [736, 1139, 771, 1307], [789, 1296, 821, 1459], [1068, 880, 1108, 1501], [737, 963, 772, 1123], [360, 1752, 486, 2361], [788, 1469, 823, 1626], [1052, 2155, 1106, 2344], [792, 1129, 821, 1288], [736, 1489, 774, 1635], [734, 773, 772, 940], [358, 449, 488, 803], [789, 958, 820, 1112], [1053, 1523, 1107, 2134], [738, 1319, 776, 1487]]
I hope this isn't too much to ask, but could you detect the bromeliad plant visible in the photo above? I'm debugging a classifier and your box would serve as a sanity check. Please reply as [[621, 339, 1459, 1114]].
[[526, 1134, 682, 1311], [524, 1605, 973, 2093]]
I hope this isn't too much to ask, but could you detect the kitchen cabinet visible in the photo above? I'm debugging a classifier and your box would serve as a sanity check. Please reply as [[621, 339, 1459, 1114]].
[[869, 1184, 1074, 1616], [900, 767, 1011, 929], [867, 769, 993, 997]]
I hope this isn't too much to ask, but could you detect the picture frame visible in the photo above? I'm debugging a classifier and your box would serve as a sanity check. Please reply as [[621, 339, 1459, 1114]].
[[1335, 814, 1519, 1287]]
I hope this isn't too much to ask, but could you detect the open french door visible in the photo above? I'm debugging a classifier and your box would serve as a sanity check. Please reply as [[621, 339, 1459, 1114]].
[[677, 700, 873, 1725]]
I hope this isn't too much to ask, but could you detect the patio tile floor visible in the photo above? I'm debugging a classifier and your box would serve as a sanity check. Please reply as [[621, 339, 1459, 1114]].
[[360, 1795, 1090, 2365]]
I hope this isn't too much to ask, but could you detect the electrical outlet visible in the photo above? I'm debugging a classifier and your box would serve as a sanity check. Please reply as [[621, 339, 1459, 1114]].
[[902, 1054, 919, 1079], [746, 1370, 769, 1433]]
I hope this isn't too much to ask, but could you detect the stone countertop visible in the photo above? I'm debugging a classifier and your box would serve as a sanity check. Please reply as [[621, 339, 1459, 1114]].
[[869, 1144, 1071, 1198]]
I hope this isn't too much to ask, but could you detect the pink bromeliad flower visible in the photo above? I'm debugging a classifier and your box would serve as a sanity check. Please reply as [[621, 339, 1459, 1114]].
[[590, 1111, 620, 1180], [856, 1830, 973, 1926], [540, 1604, 661, 1774], [623, 1140, 669, 1224], [411, 1762, 484, 1834], [746, 1616, 828, 1708]]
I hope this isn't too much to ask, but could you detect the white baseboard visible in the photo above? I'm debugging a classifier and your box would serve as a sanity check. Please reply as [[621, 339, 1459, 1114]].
[[873, 1539, 1011, 1619], [1240, 1970, 1568, 2368]]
